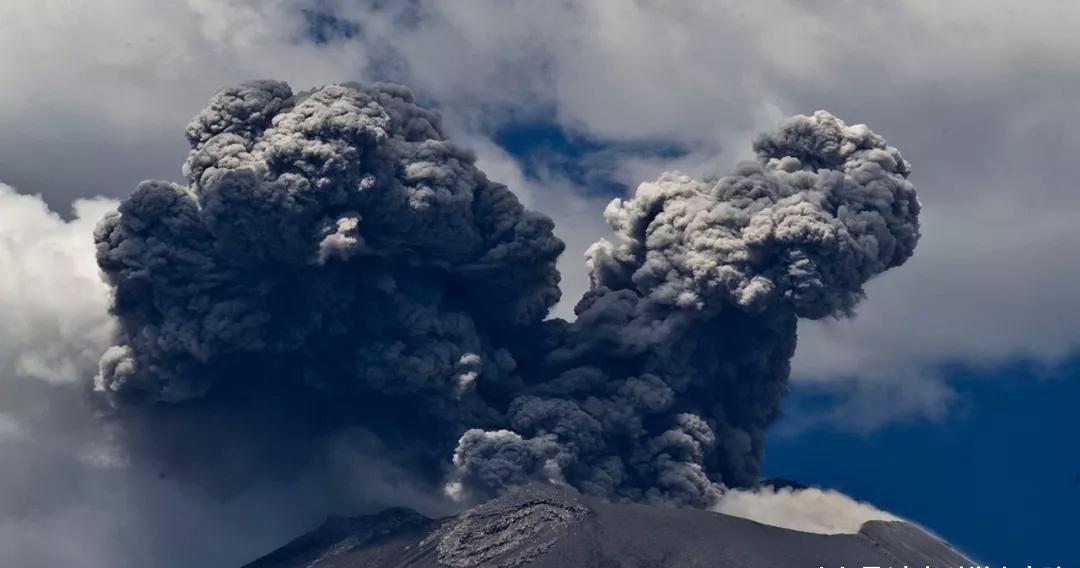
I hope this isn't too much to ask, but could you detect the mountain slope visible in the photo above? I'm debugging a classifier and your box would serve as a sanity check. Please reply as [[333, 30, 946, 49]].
[[243, 484, 974, 567]]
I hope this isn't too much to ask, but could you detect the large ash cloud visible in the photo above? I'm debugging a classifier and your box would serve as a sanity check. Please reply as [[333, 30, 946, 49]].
[[93, 82, 919, 507]]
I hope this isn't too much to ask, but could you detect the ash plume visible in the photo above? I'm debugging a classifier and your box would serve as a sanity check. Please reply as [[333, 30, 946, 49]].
[[93, 82, 920, 507]]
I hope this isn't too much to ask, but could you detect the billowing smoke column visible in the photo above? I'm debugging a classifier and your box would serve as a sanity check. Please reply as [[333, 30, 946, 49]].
[[93, 81, 919, 507], [448, 111, 920, 505]]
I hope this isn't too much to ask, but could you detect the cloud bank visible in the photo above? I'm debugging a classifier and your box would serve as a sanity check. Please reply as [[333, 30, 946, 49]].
[[0, 185, 116, 386]]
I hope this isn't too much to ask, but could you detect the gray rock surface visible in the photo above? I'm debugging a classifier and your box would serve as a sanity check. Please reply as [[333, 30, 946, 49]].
[[243, 484, 974, 567]]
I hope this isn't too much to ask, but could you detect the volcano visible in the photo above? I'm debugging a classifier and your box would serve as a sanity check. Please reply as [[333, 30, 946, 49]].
[[242, 484, 973, 568]]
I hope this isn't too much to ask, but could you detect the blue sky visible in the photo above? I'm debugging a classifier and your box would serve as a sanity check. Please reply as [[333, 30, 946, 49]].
[[772, 362, 1080, 565]]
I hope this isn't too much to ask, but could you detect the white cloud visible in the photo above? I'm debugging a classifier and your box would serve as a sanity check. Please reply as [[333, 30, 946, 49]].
[[0, 185, 117, 385], [0, 0, 374, 205]]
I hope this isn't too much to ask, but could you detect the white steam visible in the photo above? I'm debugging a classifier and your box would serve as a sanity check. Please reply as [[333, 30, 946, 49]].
[[713, 486, 899, 535]]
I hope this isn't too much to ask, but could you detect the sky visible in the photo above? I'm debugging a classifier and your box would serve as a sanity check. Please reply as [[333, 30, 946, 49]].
[[0, 1, 1077, 566]]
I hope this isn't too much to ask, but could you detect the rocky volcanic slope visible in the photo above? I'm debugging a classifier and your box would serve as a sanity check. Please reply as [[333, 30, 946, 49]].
[[243, 485, 974, 568]]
